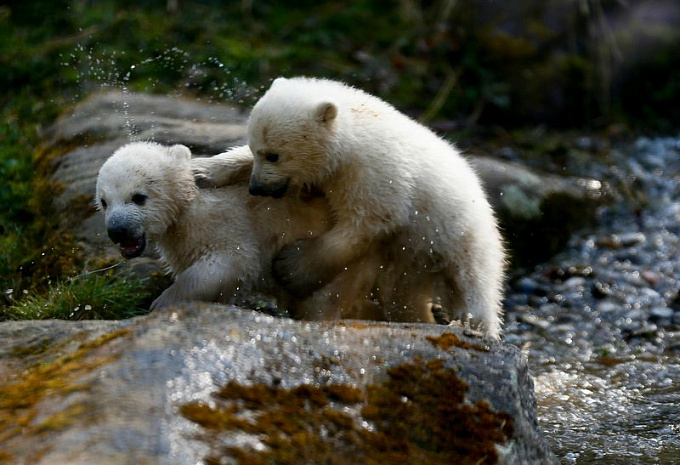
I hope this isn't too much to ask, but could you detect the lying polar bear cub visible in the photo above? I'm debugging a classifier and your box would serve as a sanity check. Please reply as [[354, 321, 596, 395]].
[[95, 141, 381, 318]]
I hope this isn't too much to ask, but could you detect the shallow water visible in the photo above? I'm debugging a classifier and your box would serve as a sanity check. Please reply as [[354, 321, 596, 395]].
[[504, 136, 680, 463], [535, 357, 680, 464]]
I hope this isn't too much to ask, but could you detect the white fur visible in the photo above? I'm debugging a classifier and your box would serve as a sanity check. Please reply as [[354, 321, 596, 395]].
[[95, 142, 339, 311], [248, 77, 506, 337]]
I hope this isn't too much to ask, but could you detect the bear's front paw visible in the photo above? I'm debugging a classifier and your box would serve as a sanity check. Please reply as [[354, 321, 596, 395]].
[[192, 167, 218, 188], [273, 240, 325, 298], [150, 293, 169, 311]]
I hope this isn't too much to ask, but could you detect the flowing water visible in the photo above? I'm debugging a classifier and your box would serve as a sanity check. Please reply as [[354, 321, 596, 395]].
[[64, 46, 680, 463], [503, 137, 680, 464]]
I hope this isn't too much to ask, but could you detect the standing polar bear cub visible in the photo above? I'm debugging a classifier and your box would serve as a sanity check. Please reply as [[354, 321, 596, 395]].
[[95, 141, 380, 317], [246, 77, 506, 337]]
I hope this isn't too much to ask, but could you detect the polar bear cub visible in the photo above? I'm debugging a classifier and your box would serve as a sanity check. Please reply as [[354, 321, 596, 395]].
[[245, 77, 506, 337], [95, 141, 380, 316]]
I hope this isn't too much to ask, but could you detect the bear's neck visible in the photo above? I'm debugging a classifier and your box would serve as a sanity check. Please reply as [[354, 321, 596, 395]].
[[156, 198, 195, 274]]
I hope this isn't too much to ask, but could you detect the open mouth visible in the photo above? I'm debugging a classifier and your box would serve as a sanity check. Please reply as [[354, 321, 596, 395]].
[[119, 234, 146, 259], [269, 183, 289, 199]]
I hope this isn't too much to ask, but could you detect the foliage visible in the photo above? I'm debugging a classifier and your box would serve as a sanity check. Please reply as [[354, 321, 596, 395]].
[[1, 271, 153, 321]]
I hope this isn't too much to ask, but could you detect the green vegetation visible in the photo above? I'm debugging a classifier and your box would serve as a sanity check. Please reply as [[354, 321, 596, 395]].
[[3, 272, 154, 321], [1, 0, 679, 319]]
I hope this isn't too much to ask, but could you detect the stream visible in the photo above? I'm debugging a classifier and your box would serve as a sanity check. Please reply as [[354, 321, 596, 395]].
[[503, 136, 680, 464]]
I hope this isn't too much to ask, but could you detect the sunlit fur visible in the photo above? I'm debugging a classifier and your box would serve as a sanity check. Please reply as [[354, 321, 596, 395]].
[[245, 77, 506, 338], [95, 142, 381, 318]]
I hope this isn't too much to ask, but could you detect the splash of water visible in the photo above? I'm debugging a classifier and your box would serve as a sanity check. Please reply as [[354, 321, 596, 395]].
[[60, 45, 259, 141]]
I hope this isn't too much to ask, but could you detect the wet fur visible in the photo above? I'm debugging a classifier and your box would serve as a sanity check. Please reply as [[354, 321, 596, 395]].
[[96, 142, 380, 319], [242, 77, 506, 337]]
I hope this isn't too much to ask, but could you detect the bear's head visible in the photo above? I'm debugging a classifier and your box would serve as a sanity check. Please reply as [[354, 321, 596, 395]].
[[95, 142, 195, 258], [247, 77, 339, 198]]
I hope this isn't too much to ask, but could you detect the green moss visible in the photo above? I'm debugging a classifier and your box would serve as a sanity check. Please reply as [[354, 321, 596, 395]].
[[181, 358, 513, 464], [0, 328, 130, 451], [8, 337, 54, 358]]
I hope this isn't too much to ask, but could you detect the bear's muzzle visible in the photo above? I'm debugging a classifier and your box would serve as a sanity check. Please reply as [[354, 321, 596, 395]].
[[249, 176, 289, 199]]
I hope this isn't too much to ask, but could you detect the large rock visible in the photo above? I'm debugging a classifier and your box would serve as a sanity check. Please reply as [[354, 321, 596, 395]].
[[0, 305, 556, 464], [471, 156, 606, 267]]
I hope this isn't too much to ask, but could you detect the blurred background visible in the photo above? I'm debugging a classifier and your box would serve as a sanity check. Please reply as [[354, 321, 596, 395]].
[[3, 0, 680, 130]]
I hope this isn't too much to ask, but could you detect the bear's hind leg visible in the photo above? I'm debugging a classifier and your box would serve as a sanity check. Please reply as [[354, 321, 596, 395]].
[[291, 252, 385, 321], [441, 266, 502, 338], [378, 269, 435, 323]]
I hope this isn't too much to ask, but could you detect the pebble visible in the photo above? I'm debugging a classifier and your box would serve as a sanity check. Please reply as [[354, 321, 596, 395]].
[[666, 343, 680, 353], [596, 232, 646, 249], [591, 281, 613, 299], [597, 301, 619, 313], [669, 293, 680, 312], [648, 307, 674, 326], [515, 277, 540, 294], [649, 307, 673, 319], [640, 270, 659, 286], [629, 324, 659, 339], [516, 313, 551, 330], [618, 232, 647, 247], [560, 276, 586, 290]]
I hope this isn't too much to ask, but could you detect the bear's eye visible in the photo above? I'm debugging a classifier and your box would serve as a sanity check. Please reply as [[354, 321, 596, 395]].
[[265, 152, 280, 163], [100, 198, 108, 210], [131, 193, 148, 206]]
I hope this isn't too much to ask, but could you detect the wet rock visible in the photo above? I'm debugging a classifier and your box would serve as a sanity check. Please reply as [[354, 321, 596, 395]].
[[470, 157, 608, 267], [591, 281, 613, 299], [0, 305, 557, 464], [596, 232, 646, 249], [648, 307, 673, 325]]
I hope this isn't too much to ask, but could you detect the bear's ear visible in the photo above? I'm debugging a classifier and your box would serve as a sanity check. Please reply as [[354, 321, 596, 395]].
[[314, 101, 338, 125], [167, 144, 191, 161], [271, 77, 288, 88]]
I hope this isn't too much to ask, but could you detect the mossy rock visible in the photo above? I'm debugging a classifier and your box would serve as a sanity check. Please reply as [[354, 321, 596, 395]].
[[470, 156, 607, 267], [0, 304, 557, 464]]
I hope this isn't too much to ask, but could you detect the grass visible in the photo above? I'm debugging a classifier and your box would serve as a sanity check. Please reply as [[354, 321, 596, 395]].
[[1, 271, 154, 321]]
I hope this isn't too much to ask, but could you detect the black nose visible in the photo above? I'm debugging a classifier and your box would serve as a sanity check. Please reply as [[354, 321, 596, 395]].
[[249, 178, 266, 196], [107, 223, 133, 244]]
